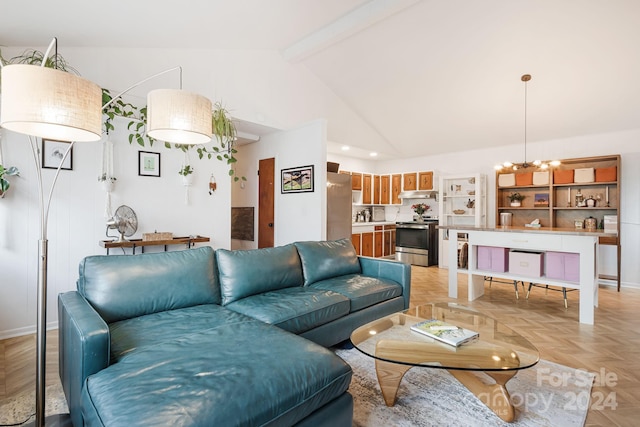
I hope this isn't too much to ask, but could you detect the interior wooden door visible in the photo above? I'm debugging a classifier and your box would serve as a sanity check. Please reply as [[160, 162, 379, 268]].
[[258, 158, 275, 248]]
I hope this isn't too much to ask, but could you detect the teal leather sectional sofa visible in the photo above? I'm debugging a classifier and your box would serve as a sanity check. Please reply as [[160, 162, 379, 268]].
[[58, 239, 411, 426]]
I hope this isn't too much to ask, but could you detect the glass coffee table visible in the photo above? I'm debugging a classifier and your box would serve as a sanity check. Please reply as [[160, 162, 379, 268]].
[[350, 303, 539, 422]]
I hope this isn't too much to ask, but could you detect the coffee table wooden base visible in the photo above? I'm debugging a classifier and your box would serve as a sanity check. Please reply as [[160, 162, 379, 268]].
[[375, 359, 517, 422]]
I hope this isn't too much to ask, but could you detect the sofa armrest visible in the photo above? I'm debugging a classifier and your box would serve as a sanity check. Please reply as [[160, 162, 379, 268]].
[[358, 257, 411, 309], [58, 291, 110, 427]]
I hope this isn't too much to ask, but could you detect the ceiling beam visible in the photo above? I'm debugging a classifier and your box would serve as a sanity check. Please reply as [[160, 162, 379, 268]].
[[282, 0, 421, 62]]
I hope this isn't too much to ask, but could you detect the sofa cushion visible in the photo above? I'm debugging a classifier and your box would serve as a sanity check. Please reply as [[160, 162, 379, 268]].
[[77, 247, 219, 323], [294, 239, 361, 286], [82, 318, 352, 427], [109, 304, 253, 362], [216, 244, 304, 305], [225, 287, 350, 334], [309, 274, 403, 312]]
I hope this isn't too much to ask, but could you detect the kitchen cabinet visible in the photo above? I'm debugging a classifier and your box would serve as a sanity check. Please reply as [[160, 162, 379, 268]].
[[438, 173, 487, 268], [383, 225, 396, 256], [374, 227, 384, 257], [373, 175, 381, 204], [351, 172, 362, 190], [361, 232, 374, 257], [403, 173, 417, 191], [362, 174, 372, 204], [419, 171, 434, 190], [495, 154, 621, 290], [391, 174, 402, 204], [381, 175, 390, 204]]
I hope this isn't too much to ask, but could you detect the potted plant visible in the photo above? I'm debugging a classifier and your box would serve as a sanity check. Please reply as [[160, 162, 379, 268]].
[[0, 164, 19, 198], [508, 192, 525, 207], [179, 164, 194, 186]]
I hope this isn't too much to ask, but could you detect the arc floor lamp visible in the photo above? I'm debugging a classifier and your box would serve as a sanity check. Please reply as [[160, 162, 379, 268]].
[[0, 37, 213, 427]]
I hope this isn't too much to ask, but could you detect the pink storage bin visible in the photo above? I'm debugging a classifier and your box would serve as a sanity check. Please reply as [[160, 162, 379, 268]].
[[477, 246, 509, 272], [509, 251, 544, 277], [546, 251, 580, 282]]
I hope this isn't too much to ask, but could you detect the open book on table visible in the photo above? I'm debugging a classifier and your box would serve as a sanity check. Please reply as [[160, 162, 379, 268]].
[[410, 319, 479, 347]]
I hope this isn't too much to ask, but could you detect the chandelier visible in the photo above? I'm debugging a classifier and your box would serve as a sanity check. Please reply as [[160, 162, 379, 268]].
[[495, 74, 560, 171]]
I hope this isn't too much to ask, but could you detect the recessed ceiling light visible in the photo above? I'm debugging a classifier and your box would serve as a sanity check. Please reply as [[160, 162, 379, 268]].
[[341, 145, 350, 151], [369, 152, 378, 157]]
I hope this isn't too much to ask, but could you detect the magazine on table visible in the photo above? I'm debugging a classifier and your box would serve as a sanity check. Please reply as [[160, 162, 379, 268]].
[[410, 319, 479, 347]]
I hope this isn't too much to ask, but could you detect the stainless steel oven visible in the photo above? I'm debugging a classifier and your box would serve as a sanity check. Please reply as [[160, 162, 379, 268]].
[[395, 220, 438, 267]]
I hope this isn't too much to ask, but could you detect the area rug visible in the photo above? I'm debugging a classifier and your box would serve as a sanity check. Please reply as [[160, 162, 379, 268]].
[[0, 383, 68, 425], [336, 348, 594, 427]]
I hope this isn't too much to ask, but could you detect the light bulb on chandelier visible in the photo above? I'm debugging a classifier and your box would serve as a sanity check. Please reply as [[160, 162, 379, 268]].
[[495, 74, 560, 171]]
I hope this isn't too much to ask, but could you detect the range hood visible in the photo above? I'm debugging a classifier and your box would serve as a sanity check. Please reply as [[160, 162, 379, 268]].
[[398, 190, 438, 199]]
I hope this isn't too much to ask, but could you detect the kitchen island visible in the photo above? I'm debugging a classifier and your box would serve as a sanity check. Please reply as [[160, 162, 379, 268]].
[[439, 225, 617, 325]]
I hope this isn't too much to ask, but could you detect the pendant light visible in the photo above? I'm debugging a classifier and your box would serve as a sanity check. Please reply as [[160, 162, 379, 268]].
[[495, 74, 560, 171]]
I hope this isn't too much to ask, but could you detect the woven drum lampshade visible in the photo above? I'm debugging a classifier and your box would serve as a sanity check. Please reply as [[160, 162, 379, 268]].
[[146, 89, 212, 145], [0, 64, 102, 142]]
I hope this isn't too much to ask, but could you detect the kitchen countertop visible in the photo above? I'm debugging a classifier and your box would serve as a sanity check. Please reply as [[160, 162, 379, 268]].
[[437, 225, 617, 237], [352, 221, 396, 227]]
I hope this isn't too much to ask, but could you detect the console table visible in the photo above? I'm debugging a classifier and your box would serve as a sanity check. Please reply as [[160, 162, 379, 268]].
[[440, 226, 616, 325], [100, 235, 210, 255]]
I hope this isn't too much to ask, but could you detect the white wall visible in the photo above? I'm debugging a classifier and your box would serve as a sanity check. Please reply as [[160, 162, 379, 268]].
[[331, 129, 640, 288], [231, 120, 327, 249]]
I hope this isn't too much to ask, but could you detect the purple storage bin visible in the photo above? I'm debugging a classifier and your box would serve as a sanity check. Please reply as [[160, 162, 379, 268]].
[[546, 251, 580, 282], [477, 246, 509, 272]]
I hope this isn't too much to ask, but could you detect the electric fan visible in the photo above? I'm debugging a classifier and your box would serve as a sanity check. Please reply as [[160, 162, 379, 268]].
[[106, 205, 138, 242]]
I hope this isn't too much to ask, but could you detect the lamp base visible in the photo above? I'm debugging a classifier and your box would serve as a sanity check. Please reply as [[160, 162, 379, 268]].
[[23, 413, 72, 427]]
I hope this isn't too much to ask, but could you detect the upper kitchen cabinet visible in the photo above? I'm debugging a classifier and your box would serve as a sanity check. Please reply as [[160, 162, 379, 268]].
[[391, 174, 402, 204], [351, 172, 362, 190], [403, 173, 417, 191], [419, 171, 434, 190], [381, 175, 390, 204], [362, 174, 372, 204], [373, 175, 381, 204]]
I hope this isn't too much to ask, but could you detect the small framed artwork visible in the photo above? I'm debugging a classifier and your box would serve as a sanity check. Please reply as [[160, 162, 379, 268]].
[[534, 193, 549, 207], [281, 165, 314, 193], [42, 139, 73, 170], [138, 151, 161, 177]]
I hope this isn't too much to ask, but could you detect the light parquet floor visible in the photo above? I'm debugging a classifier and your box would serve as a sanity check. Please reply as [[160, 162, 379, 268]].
[[1, 266, 638, 426]]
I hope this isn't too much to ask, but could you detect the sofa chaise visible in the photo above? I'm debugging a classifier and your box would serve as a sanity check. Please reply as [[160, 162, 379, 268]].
[[58, 238, 411, 426]]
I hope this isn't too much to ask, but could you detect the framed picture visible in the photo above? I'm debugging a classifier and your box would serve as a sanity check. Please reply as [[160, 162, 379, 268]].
[[534, 193, 549, 207], [42, 139, 73, 170], [281, 165, 314, 193], [138, 151, 161, 177]]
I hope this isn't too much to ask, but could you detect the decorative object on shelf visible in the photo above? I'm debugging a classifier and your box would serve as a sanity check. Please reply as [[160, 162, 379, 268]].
[[508, 192, 525, 207], [574, 219, 584, 229], [585, 195, 596, 208], [453, 209, 466, 215], [467, 190, 475, 195], [584, 216, 597, 230], [465, 199, 475, 209], [281, 165, 314, 193], [575, 189, 585, 207], [138, 151, 161, 177], [534, 193, 549, 207], [494, 74, 560, 171], [142, 231, 173, 241]]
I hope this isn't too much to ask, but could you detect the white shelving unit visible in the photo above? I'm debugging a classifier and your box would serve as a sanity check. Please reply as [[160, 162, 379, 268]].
[[438, 174, 487, 268]]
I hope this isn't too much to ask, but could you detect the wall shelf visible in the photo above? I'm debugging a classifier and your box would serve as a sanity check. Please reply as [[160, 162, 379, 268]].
[[495, 154, 621, 290]]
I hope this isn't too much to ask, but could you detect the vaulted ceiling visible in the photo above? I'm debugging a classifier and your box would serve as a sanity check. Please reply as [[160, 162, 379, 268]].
[[2, 0, 639, 160]]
